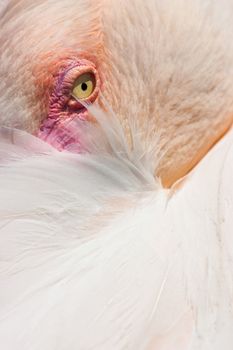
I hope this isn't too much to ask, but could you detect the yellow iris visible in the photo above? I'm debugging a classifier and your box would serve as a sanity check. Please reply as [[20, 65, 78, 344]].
[[72, 73, 96, 100]]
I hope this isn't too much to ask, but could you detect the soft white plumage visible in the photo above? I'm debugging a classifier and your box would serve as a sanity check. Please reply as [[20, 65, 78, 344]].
[[0, 115, 232, 349]]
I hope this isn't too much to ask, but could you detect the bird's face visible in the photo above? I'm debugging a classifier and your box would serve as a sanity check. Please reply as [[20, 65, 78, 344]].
[[0, 0, 233, 187]]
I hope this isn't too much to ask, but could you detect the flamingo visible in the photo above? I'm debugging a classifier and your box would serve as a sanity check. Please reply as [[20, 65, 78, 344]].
[[0, 0, 233, 349]]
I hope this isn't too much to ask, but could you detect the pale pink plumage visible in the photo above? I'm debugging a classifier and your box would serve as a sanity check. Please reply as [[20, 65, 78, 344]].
[[0, 1, 233, 349]]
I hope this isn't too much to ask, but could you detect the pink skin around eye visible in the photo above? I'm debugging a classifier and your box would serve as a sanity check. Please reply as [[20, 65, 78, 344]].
[[38, 58, 100, 152]]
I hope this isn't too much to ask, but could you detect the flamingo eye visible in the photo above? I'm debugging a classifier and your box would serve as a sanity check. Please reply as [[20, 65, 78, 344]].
[[71, 72, 96, 100]]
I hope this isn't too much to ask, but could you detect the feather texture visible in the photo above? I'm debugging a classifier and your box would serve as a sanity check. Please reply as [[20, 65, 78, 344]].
[[0, 119, 232, 349], [0, 0, 233, 348]]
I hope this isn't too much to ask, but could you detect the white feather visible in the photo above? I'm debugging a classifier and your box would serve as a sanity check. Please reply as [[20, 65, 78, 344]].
[[0, 121, 232, 349]]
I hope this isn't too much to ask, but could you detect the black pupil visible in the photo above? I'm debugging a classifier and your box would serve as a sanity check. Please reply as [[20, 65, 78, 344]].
[[81, 82, 88, 91]]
